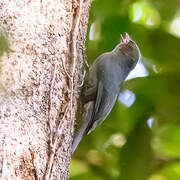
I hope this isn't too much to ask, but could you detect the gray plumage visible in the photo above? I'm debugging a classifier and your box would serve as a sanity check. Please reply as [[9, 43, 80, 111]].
[[72, 33, 141, 153]]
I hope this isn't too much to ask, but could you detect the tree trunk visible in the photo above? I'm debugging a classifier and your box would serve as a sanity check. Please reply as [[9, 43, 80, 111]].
[[0, 0, 90, 179]]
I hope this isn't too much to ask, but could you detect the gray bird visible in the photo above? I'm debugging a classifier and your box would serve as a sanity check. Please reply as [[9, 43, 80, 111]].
[[72, 33, 141, 153]]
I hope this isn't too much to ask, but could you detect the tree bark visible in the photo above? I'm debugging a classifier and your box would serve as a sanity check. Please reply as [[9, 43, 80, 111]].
[[0, 0, 90, 179]]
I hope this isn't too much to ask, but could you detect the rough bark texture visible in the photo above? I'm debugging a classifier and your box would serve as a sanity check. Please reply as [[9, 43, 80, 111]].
[[0, 0, 90, 179]]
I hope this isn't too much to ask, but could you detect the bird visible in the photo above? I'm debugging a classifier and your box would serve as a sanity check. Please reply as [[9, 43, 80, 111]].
[[72, 32, 141, 153]]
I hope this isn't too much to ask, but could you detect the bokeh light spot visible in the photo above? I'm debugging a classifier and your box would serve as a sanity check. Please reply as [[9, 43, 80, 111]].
[[87, 150, 102, 166], [119, 90, 135, 107], [129, 2, 160, 28], [89, 22, 101, 40], [147, 117, 154, 128], [111, 133, 126, 148], [169, 17, 180, 38], [126, 59, 149, 80]]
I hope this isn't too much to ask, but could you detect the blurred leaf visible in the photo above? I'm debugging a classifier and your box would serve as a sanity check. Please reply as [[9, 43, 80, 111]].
[[152, 124, 180, 158], [149, 174, 166, 180], [70, 159, 89, 177], [119, 120, 155, 180], [162, 162, 180, 180], [71, 0, 180, 179], [129, 2, 160, 28]]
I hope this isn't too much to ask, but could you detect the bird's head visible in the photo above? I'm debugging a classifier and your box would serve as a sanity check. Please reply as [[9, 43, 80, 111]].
[[114, 32, 141, 66]]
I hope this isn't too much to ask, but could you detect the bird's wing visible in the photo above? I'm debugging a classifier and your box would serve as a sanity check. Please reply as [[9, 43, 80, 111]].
[[72, 82, 106, 153], [86, 81, 118, 134], [85, 81, 103, 134]]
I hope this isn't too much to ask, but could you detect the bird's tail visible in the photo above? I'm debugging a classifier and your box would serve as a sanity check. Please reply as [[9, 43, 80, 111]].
[[72, 120, 89, 154], [72, 102, 94, 154]]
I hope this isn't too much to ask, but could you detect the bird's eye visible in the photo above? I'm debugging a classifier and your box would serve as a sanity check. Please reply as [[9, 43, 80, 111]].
[[127, 40, 134, 46], [127, 40, 136, 50]]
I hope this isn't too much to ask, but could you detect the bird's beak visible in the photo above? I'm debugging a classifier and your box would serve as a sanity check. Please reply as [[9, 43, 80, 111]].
[[120, 34, 125, 43], [125, 32, 130, 43], [120, 32, 130, 44]]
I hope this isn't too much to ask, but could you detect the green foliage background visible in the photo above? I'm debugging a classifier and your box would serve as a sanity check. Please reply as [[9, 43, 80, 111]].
[[70, 0, 180, 179]]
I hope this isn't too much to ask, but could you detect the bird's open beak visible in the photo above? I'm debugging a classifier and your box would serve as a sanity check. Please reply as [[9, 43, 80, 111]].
[[121, 32, 130, 44]]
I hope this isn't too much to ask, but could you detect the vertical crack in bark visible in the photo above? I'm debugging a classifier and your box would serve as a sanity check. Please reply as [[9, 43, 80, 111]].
[[70, 0, 83, 121], [43, 105, 68, 180], [43, 1, 84, 179], [29, 148, 38, 180]]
